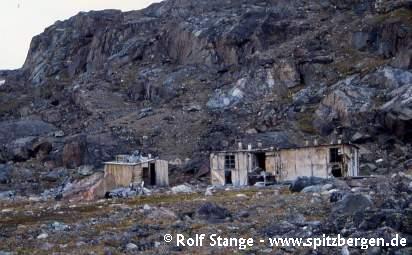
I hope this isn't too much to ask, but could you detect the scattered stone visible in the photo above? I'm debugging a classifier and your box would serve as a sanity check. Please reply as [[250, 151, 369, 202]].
[[126, 243, 138, 250], [184, 104, 202, 112], [254, 182, 266, 187], [77, 165, 94, 176], [106, 187, 137, 198], [171, 184, 194, 194], [321, 183, 334, 191], [205, 189, 213, 196], [42, 170, 62, 182], [301, 185, 322, 193], [0, 190, 15, 200], [54, 131, 65, 137], [37, 233, 49, 239], [238, 210, 250, 218], [51, 221, 70, 231], [147, 207, 177, 219]]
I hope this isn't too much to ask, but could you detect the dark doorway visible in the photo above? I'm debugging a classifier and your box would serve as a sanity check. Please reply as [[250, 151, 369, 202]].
[[255, 153, 266, 170], [225, 171, 232, 185], [143, 163, 157, 186], [143, 167, 150, 185], [149, 163, 156, 186], [331, 166, 343, 177]]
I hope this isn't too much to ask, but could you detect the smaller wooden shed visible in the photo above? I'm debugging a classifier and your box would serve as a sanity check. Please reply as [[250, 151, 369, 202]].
[[103, 158, 169, 188]]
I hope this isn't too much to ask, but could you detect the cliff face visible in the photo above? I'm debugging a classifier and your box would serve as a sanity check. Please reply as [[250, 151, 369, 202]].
[[0, 0, 412, 193]]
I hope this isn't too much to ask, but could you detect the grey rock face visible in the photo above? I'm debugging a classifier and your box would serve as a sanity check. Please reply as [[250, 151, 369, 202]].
[[0, 120, 56, 144], [0, 164, 12, 184], [62, 140, 86, 168], [0, 0, 411, 195]]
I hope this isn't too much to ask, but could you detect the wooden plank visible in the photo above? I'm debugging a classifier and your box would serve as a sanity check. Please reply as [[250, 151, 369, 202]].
[[210, 153, 225, 185], [234, 152, 248, 186], [155, 160, 169, 186], [104, 164, 133, 187], [132, 165, 143, 184]]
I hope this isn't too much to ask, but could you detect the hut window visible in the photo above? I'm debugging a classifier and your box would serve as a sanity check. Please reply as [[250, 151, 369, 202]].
[[330, 148, 342, 163], [224, 155, 236, 169]]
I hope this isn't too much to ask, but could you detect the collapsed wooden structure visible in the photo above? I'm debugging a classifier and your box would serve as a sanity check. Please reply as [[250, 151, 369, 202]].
[[210, 143, 359, 186]]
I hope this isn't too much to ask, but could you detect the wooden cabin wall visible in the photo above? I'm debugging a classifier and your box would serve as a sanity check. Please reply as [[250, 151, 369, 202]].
[[353, 148, 359, 176], [132, 165, 143, 184], [210, 153, 225, 185], [104, 164, 134, 187], [342, 145, 359, 176], [155, 160, 169, 186], [233, 152, 249, 186], [210, 145, 359, 185], [278, 147, 329, 181], [265, 152, 277, 176]]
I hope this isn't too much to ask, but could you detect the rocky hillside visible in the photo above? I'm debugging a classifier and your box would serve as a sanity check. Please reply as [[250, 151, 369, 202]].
[[0, 0, 412, 194]]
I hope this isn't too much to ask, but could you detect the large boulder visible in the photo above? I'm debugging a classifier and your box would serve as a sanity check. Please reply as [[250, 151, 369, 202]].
[[62, 172, 113, 201], [196, 202, 231, 222], [4, 137, 52, 162], [7, 136, 38, 161], [333, 193, 374, 215], [171, 184, 194, 194], [289, 176, 328, 193], [33, 140, 53, 160]]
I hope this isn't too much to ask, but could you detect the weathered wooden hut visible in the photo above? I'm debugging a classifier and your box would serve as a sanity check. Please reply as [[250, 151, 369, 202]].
[[210, 143, 359, 186], [104, 158, 169, 188]]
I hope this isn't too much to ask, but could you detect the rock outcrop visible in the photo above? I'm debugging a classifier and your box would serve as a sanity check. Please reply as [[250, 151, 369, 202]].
[[0, 0, 411, 193]]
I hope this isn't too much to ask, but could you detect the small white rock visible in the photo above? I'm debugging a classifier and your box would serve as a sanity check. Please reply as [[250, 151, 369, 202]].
[[205, 189, 213, 196], [126, 243, 138, 250], [321, 183, 333, 191], [143, 204, 151, 211], [37, 233, 48, 239]]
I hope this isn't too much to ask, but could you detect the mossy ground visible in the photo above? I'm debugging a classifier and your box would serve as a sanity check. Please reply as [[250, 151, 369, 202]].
[[0, 187, 331, 254]]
